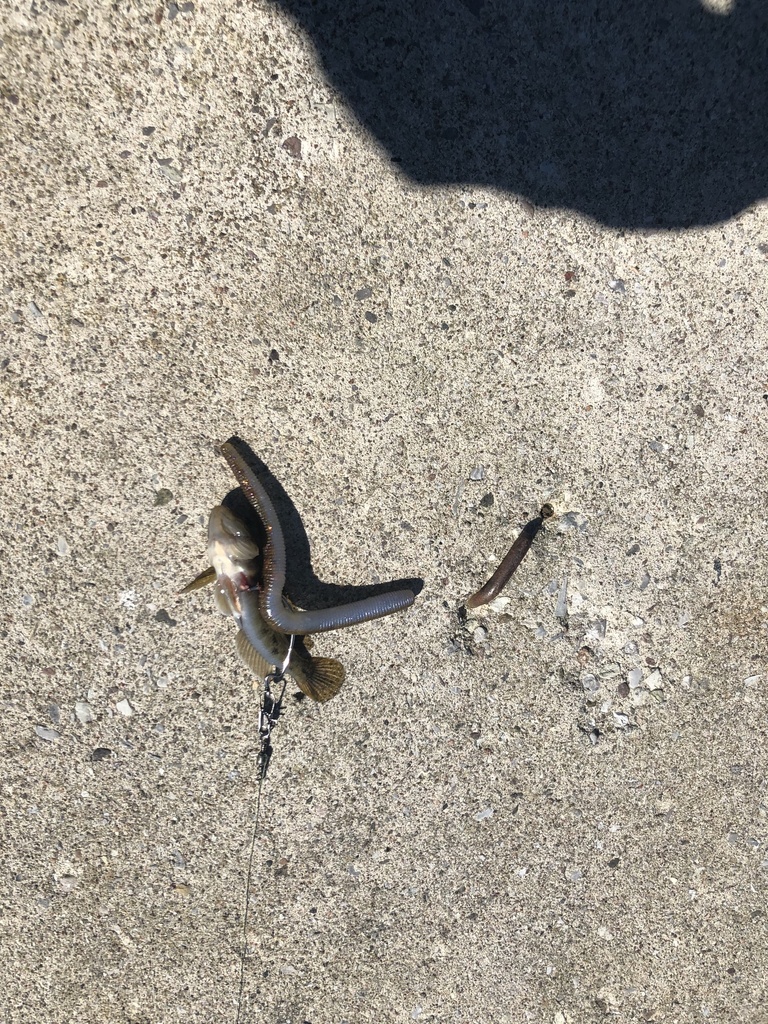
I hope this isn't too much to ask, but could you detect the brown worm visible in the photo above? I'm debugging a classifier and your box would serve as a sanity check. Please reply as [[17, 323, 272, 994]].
[[466, 504, 554, 609], [220, 442, 416, 634]]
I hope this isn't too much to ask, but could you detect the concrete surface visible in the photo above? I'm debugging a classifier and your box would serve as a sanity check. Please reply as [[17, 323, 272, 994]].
[[1, 2, 767, 1023]]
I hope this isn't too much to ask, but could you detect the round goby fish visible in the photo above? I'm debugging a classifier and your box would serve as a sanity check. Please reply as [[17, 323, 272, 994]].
[[182, 505, 344, 703]]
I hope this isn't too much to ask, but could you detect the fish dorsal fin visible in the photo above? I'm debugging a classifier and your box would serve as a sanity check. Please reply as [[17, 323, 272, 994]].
[[179, 566, 217, 594], [235, 628, 273, 679], [303, 656, 345, 703]]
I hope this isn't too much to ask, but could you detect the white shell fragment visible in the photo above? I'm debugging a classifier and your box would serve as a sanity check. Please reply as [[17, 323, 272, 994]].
[[554, 576, 568, 621], [35, 725, 61, 742], [75, 701, 95, 724], [627, 667, 643, 688], [581, 673, 600, 693], [644, 670, 664, 691]]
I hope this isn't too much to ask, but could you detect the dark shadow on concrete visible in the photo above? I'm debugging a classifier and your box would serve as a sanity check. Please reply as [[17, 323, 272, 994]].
[[223, 436, 423, 611], [274, 0, 768, 227]]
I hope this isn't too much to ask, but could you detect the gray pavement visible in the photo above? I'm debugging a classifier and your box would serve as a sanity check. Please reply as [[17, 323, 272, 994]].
[[1, 2, 767, 1023]]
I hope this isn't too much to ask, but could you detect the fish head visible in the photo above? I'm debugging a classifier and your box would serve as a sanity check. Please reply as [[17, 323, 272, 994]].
[[206, 506, 260, 616]]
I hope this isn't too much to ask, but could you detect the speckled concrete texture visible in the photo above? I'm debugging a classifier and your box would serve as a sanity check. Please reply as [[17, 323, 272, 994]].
[[1, 2, 767, 1023]]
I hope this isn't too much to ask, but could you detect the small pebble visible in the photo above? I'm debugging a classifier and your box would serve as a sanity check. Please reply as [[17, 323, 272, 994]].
[[554, 577, 568, 622], [566, 868, 583, 881], [627, 667, 643, 688], [115, 699, 134, 717], [587, 617, 607, 639], [75, 701, 95, 724], [355, 286, 372, 300], [557, 511, 586, 533], [56, 536, 70, 556], [581, 674, 599, 693], [159, 164, 182, 182], [91, 747, 113, 762], [154, 488, 173, 506], [599, 663, 620, 679], [451, 479, 465, 516], [35, 726, 60, 742], [469, 465, 485, 481], [474, 807, 493, 821], [472, 625, 488, 645], [645, 670, 664, 691], [281, 136, 302, 159]]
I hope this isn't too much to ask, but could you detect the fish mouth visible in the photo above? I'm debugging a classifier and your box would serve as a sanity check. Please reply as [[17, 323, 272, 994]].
[[214, 575, 243, 617]]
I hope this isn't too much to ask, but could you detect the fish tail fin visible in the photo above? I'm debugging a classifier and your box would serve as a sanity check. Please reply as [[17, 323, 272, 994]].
[[301, 656, 345, 703]]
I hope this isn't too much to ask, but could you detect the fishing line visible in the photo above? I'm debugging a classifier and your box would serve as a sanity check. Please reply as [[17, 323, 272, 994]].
[[235, 764, 266, 1024], [235, 635, 294, 1024]]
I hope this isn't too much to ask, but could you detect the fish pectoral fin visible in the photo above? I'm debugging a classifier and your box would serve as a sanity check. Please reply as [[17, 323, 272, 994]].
[[179, 566, 217, 594], [235, 629, 273, 680], [302, 635, 314, 650], [302, 656, 345, 703]]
